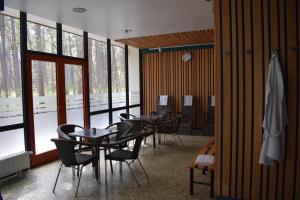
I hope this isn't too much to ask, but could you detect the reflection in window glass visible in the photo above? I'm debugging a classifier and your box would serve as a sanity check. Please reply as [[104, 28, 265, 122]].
[[27, 22, 57, 54], [89, 39, 108, 112], [129, 107, 140, 117], [0, 14, 23, 126], [111, 45, 126, 108], [32, 61, 58, 154], [112, 109, 126, 123], [0, 129, 25, 158], [128, 46, 140, 105], [90, 113, 109, 129], [65, 64, 84, 126], [63, 31, 83, 58]]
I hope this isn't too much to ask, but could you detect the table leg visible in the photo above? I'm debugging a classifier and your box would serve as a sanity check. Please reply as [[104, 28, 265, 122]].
[[190, 168, 194, 195], [210, 171, 214, 198], [153, 132, 156, 148], [98, 147, 101, 183], [119, 161, 123, 174]]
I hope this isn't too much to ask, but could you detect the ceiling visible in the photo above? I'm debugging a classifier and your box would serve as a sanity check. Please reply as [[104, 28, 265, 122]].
[[5, 0, 214, 40], [116, 29, 214, 48]]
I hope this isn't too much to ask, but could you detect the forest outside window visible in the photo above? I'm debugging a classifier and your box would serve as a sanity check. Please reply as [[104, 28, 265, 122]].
[[0, 14, 25, 158], [63, 31, 84, 58], [111, 45, 126, 108], [89, 38, 108, 112], [27, 21, 57, 54]]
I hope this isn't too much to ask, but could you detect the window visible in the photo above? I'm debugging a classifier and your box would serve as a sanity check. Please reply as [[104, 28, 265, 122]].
[[0, 129, 25, 158], [111, 45, 126, 108], [63, 31, 83, 58], [65, 64, 84, 126], [128, 46, 140, 105], [0, 14, 25, 158], [89, 39, 108, 112], [27, 22, 57, 54], [129, 107, 140, 117], [90, 113, 109, 129], [112, 109, 127, 123]]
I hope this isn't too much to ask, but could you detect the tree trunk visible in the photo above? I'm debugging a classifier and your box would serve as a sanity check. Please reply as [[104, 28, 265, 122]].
[[1, 16, 9, 97], [10, 18, 21, 97], [35, 24, 45, 96]]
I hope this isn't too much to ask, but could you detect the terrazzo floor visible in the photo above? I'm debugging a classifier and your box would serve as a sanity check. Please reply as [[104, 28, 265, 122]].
[[1, 134, 214, 200]]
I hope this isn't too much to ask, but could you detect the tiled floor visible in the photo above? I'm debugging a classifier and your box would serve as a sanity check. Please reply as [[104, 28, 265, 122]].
[[1, 135, 213, 200]]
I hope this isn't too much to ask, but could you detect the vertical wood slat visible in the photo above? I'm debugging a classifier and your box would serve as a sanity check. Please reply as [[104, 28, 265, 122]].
[[142, 47, 214, 129], [215, 0, 300, 199]]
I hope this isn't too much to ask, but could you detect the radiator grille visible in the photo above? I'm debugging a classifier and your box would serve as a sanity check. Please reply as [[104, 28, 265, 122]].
[[0, 151, 30, 179]]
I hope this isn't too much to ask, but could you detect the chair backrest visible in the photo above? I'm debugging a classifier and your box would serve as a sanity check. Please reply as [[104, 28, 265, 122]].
[[118, 113, 136, 121], [156, 96, 172, 117], [51, 138, 77, 167], [131, 131, 148, 159], [207, 96, 215, 124], [173, 114, 183, 132], [106, 121, 132, 139], [181, 96, 196, 121], [57, 124, 84, 140], [126, 119, 144, 133]]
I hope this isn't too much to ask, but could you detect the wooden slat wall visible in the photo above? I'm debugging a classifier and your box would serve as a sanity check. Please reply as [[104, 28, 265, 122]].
[[214, 0, 300, 199], [142, 47, 215, 129], [117, 29, 214, 49]]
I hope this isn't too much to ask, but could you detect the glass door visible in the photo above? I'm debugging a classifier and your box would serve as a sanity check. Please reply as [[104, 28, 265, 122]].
[[27, 53, 88, 166], [31, 60, 58, 155], [64, 64, 84, 126]]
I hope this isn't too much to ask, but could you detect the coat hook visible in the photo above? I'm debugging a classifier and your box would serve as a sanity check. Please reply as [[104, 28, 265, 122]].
[[272, 48, 279, 55]]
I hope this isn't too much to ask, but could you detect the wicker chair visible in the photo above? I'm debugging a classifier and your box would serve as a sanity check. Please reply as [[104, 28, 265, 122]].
[[178, 96, 196, 135], [102, 130, 152, 186], [51, 138, 98, 197]]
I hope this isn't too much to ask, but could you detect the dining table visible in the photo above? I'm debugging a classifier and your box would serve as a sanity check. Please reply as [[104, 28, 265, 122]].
[[135, 114, 163, 148], [69, 128, 118, 183]]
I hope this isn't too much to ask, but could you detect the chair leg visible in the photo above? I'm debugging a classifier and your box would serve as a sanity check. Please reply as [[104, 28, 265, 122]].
[[53, 163, 63, 193], [75, 165, 83, 197], [105, 159, 108, 185], [126, 161, 140, 187], [176, 134, 184, 147], [137, 158, 149, 181], [72, 166, 75, 179], [108, 148, 113, 173]]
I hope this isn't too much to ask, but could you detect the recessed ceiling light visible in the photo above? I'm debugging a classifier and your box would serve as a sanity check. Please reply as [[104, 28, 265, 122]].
[[122, 29, 132, 33], [72, 7, 87, 13]]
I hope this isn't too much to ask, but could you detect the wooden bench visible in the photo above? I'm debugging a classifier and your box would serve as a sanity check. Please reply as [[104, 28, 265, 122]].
[[189, 139, 215, 198]]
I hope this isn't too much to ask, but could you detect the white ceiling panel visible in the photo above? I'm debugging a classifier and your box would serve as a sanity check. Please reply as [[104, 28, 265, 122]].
[[5, 0, 214, 40]]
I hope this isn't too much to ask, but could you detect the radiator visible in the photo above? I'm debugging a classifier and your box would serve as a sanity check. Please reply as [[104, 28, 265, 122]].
[[0, 151, 30, 179]]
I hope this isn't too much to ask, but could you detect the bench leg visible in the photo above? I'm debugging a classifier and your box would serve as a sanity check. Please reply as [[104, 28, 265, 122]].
[[190, 168, 194, 195], [210, 171, 214, 198]]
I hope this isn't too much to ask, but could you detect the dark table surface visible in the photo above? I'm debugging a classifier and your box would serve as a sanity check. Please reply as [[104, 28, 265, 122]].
[[136, 114, 162, 122], [69, 128, 117, 139]]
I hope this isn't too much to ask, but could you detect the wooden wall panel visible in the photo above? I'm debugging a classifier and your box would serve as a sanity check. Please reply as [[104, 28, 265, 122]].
[[142, 47, 214, 129], [215, 0, 300, 199], [117, 30, 214, 49]]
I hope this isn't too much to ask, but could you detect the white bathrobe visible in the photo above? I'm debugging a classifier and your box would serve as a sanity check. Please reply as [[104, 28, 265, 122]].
[[259, 52, 288, 166]]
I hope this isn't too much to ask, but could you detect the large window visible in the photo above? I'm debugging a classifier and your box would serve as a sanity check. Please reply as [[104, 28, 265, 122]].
[[128, 46, 140, 105], [63, 31, 83, 58], [27, 22, 57, 54], [111, 45, 126, 108], [0, 14, 25, 157], [89, 39, 108, 112]]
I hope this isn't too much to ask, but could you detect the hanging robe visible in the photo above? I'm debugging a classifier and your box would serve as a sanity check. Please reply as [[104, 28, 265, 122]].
[[259, 52, 288, 166]]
